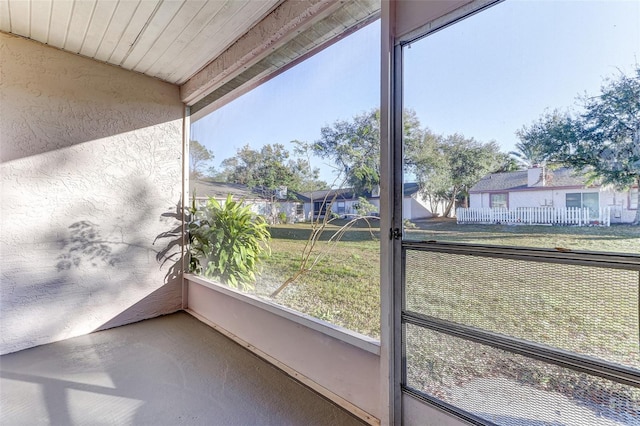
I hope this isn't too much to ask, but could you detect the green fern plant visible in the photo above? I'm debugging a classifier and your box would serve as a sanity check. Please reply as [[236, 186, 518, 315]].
[[188, 195, 270, 290]]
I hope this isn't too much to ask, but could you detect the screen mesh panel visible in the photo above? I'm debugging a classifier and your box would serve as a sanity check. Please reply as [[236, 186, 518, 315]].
[[405, 250, 640, 369], [405, 325, 640, 426]]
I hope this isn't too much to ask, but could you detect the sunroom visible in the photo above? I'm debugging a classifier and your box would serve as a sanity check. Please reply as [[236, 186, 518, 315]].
[[2, 1, 639, 425]]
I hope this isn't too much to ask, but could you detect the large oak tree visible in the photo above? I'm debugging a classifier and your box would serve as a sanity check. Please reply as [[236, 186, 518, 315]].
[[517, 66, 640, 224]]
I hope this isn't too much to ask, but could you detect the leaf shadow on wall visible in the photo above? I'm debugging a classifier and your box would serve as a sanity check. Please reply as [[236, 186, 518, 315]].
[[56, 221, 121, 271], [52, 201, 184, 331], [96, 202, 185, 330]]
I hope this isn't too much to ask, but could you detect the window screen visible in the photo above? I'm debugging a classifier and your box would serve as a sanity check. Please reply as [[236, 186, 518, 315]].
[[398, 1, 640, 424], [406, 325, 640, 426]]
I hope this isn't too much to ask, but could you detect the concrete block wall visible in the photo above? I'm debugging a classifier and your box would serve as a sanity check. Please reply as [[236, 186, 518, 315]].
[[0, 33, 184, 354]]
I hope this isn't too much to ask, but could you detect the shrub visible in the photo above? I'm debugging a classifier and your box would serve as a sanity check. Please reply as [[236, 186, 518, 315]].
[[278, 211, 288, 224], [403, 218, 417, 229], [356, 196, 379, 216], [188, 195, 270, 290]]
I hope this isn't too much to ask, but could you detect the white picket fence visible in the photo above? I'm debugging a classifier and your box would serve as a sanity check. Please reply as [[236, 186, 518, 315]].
[[456, 207, 611, 226]]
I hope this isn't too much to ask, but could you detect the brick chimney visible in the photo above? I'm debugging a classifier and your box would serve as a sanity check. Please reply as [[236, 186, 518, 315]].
[[528, 166, 543, 187]]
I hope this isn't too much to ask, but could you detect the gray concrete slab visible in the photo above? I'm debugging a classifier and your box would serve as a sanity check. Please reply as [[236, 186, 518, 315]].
[[1, 312, 366, 425]]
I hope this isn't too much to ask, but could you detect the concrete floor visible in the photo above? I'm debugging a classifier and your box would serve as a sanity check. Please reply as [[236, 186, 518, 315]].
[[0, 312, 366, 425]]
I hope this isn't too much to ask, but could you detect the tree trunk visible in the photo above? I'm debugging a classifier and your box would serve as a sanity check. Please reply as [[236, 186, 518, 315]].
[[443, 188, 458, 218]]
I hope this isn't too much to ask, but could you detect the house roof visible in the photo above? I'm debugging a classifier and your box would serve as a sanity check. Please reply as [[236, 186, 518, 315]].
[[191, 181, 310, 202], [470, 167, 587, 193], [192, 181, 262, 200], [403, 182, 420, 197], [301, 188, 371, 201], [302, 183, 421, 201], [193, 182, 422, 203]]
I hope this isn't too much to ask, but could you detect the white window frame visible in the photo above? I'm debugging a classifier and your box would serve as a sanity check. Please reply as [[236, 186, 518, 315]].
[[629, 187, 638, 210]]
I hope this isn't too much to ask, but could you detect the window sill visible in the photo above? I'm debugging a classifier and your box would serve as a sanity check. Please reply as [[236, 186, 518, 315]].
[[184, 273, 381, 355]]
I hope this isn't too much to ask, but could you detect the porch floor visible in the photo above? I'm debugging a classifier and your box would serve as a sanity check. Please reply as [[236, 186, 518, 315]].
[[0, 312, 365, 425]]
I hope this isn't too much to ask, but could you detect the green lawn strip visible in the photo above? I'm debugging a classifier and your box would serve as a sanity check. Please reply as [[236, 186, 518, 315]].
[[255, 237, 381, 338], [406, 220, 640, 254], [258, 222, 638, 346]]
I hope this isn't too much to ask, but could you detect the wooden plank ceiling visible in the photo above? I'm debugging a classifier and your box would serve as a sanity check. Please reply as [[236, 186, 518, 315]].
[[0, 0, 380, 113], [0, 0, 280, 85]]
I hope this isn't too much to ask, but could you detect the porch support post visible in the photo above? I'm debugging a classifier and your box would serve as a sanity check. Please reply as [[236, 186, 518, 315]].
[[380, 1, 402, 424], [181, 106, 191, 309]]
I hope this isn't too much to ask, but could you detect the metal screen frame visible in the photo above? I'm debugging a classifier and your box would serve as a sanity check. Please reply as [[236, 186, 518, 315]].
[[400, 239, 640, 424], [392, 2, 640, 422]]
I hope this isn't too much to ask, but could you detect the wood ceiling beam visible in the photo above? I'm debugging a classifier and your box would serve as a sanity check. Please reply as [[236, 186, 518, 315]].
[[180, 0, 341, 106]]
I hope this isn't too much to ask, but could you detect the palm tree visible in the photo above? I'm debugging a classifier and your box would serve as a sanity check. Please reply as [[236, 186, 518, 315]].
[[508, 141, 547, 169]]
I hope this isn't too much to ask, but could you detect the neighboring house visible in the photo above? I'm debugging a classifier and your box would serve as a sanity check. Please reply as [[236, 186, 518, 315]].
[[300, 183, 446, 220], [300, 187, 369, 220], [191, 181, 309, 223], [398, 182, 450, 219], [469, 167, 638, 224]]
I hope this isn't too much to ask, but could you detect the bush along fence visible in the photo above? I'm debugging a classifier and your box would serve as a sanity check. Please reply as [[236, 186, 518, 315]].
[[456, 207, 611, 226]]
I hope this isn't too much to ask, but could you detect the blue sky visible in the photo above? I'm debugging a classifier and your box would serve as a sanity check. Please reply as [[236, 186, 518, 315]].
[[191, 0, 639, 185]]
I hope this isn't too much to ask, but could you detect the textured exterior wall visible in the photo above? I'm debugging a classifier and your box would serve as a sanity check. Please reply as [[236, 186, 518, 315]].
[[0, 33, 184, 355]]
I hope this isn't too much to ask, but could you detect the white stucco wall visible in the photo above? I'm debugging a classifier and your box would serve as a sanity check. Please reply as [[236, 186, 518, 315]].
[[469, 193, 483, 208], [471, 188, 637, 223], [0, 34, 184, 354], [510, 190, 555, 209], [404, 194, 445, 219]]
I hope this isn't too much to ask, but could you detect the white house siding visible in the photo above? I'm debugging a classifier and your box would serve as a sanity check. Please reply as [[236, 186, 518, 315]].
[[279, 202, 304, 223], [0, 34, 183, 354], [469, 193, 484, 208], [600, 190, 636, 224], [304, 202, 314, 221], [511, 190, 556, 208], [621, 209, 637, 224], [403, 196, 435, 219], [471, 187, 636, 224], [414, 193, 449, 218]]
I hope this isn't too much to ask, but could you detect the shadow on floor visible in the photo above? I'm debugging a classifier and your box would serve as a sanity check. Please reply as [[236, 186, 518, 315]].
[[1, 312, 366, 425]]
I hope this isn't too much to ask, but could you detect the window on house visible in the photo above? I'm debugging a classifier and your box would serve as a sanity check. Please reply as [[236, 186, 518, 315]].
[[631, 188, 639, 210], [399, 0, 639, 424], [565, 192, 582, 209], [489, 193, 507, 209], [189, 20, 381, 339], [566, 192, 599, 216], [313, 201, 328, 217]]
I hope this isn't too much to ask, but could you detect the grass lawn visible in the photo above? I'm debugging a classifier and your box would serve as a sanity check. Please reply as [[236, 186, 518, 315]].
[[404, 217, 640, 254], [246, 219, 640, 416], [252, 219, 638, 341], [254, 222, 381, 338]]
